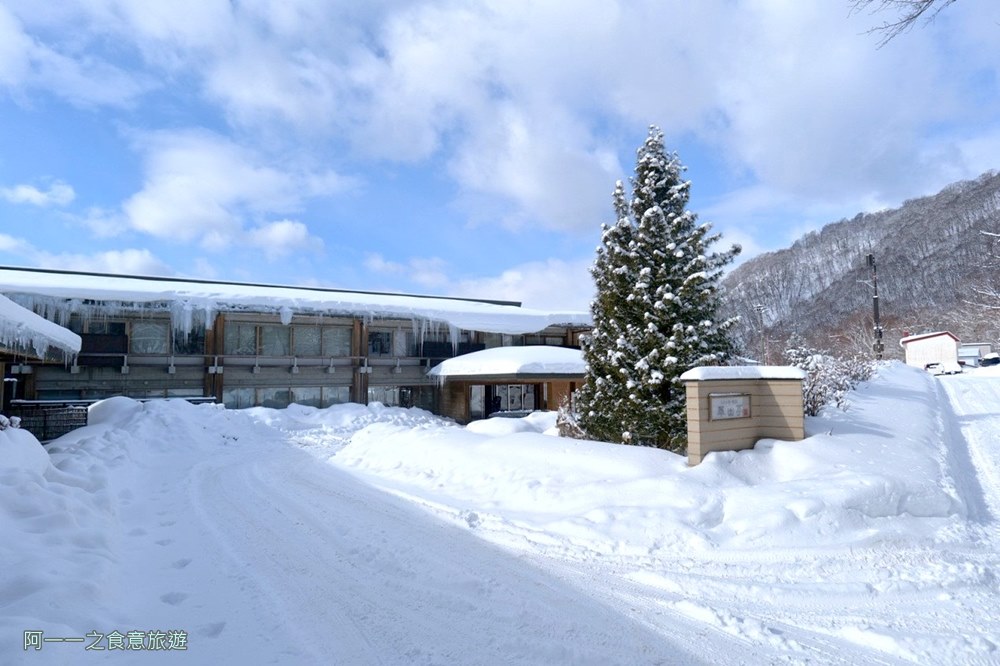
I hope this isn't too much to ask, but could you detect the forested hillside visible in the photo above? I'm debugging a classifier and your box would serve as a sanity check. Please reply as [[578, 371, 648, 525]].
[[722, 171, 1000, 361]]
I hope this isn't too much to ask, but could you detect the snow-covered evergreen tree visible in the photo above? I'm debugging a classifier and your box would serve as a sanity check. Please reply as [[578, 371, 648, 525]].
[[576, 127, 740, 451]]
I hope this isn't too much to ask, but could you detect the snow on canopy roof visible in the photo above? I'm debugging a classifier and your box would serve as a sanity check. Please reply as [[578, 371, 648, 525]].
[[899, 331, 959, 346], [428, 346, 585, 379], [0, 267, 591, 336], [0, 293, 81, 358], [680, 365, 806, 381]]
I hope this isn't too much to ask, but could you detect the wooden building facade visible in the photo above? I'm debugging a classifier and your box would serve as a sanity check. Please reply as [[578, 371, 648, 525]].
[[0, 267, 589, 417]]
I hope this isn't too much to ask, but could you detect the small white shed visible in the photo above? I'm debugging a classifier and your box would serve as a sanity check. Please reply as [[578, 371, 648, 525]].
[[899, 331, 959, 369]]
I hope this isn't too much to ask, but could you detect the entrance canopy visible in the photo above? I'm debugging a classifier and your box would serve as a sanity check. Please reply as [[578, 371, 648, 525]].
[[427, 345, 585, 383]]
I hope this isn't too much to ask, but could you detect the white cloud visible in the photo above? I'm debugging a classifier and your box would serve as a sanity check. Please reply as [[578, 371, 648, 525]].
[[447, 258, 594, 312], [32, 248, 173, 276], [4, 0, 1000, 266], [364, 253, 449, 290], [0, 180, 75, 207], [122, 129, 351, 251], [0, 231, 172, 276], [0, 4, 149, 107], [0, 232, 32, 254], [246, 219, 324, 260]]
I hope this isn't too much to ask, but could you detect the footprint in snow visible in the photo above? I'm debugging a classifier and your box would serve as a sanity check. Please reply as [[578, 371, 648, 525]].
[[197, 622, 226, 638], [160, 592, 189, 606], [170, 558, 192, 569], [155, 538, 173, 546], [127, 528, 147, 537]]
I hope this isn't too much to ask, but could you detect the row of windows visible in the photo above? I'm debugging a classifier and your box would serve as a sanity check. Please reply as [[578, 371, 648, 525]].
[[74, 317, 568, 358], [223, 323, 353, 357], [221, 385, 436, 411], [223, 386, 351, 410], [78, 319, 205, 355]]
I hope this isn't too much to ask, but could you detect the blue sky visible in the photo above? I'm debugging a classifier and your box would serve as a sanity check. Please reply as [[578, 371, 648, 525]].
[[1, 0, 998, 312]]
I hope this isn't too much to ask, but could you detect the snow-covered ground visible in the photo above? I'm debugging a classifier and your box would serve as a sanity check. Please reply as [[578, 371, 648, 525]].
[[2, 362, 998, 664]]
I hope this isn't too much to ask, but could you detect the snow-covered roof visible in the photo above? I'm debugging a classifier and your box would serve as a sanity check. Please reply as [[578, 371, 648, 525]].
[[899, 331, 959, 346], [0, 266, 591, 336], [428, 346, 585, 380], [680, 365, 807, 382], [0, 293, 81, 358]]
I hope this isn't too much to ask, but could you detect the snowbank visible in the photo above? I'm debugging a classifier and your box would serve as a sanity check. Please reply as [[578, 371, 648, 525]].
[[332, 362, 965, 553]]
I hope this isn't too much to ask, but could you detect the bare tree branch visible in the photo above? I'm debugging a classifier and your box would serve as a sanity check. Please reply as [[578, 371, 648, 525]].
[[850, 0, 960, 47]]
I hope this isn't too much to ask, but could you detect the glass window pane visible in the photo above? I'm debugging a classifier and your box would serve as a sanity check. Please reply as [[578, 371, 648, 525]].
[[131, 321, 169, 354], [292, 386, 322, 408], [321, 386, 350, 407], [87, 320, 126, 335], [260, 325, 290, 356], [322, 327, 352, 356], [224, 324, 257, 355], [470, 385, 485, 420], [508, 385, 523, 410], [223, 387, 255, 409], [393, 329, 412, 356], [368, 331, 392, 356], [166, 388, 205, 398], [368, 385, 400, 405], [293, 327, 322, 356], [173, 325, 206, 355], [260, 388, 291, 408]]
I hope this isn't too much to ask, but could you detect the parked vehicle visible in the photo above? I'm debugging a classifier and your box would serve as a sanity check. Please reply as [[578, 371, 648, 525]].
[[980, 353, 1000, 367], [925, 361, 962, 375]]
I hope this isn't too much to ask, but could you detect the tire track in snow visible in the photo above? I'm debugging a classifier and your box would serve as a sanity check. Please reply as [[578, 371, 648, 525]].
[[188, 443, 709, 665], [938, 375, 1000, 529]]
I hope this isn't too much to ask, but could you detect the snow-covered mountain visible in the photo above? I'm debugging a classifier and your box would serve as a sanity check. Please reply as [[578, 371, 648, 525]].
[[723, 171, 1000, 359]]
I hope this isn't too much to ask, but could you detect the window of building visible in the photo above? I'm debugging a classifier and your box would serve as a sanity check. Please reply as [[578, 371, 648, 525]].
[[368, 385, 399, 405], [223, 387, 255, 409], [224, 323, 258, 355], [368, 330, 393, 356], [292, 386, 322, 408], [293, 326, 322, 357], [85, 320, 127, 336], [393, 328, 413, 357], [173, 325, 206, 355], [322, 386, 350, 407], [259, 387, 292, 409], [260, 325, 290, 356], [130, 321, 170, 354], [323, 327, 352, 357]]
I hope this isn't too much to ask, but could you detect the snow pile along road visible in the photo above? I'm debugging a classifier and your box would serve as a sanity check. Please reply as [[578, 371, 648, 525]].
[[328, 363, 967, 554]]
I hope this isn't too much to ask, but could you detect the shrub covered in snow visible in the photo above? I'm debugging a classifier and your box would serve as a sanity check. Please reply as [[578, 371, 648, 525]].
[[555, 396, 588, 440], [784, 337, 876, 416]]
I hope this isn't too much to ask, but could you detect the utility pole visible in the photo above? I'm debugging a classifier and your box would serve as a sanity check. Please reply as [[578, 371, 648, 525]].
[[753, 304, 767, 365], [867, 254, 884, 360]]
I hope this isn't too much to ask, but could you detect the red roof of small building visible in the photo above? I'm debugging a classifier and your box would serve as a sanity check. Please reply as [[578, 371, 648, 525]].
[[898, 331, 960, 347]]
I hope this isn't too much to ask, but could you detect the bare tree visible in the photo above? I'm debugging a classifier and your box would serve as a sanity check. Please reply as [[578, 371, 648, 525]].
[[850, 0, 959, 46], [969, 230, 1000, 309]]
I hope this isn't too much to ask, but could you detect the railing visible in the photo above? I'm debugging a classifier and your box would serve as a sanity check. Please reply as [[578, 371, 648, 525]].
[[8, 397, 217, 442]]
